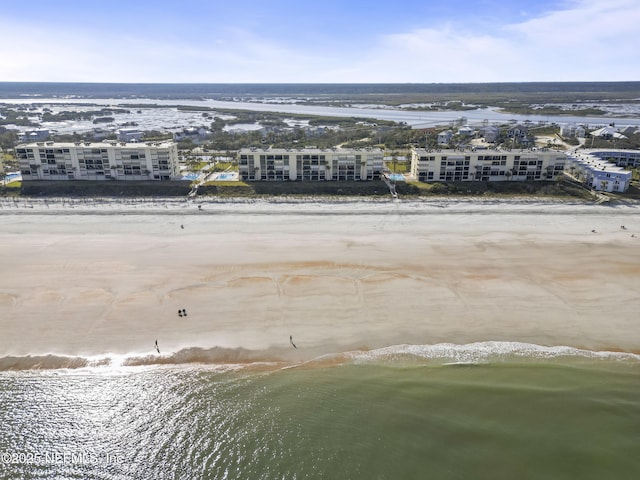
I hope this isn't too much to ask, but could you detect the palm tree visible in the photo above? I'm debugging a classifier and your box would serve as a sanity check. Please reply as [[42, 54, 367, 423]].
[[390, 151, 399, 173]]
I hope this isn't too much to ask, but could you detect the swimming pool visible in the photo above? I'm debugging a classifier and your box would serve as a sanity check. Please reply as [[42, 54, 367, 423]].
[[3, 173, 22, 182], [216, 173, 236, 181], [388, 173, 405, 182], [182, 173, 199, 181]]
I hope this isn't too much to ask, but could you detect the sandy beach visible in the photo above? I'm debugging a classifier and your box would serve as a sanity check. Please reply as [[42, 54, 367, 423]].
[[1, 199, 639, 363]]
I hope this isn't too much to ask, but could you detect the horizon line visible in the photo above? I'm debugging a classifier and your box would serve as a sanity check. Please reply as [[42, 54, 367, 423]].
[[2, 80, 640, 85]]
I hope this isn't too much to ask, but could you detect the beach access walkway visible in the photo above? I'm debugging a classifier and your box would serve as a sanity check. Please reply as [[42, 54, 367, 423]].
[[382, 174, 399, 199]]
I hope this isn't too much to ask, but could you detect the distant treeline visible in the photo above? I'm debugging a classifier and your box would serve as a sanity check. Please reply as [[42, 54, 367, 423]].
[[1, 82, 640, 99], [41, 108, 130, 122]]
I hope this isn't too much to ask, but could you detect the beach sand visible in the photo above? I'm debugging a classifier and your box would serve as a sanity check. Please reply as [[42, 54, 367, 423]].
[[1, 200, 639, 361]]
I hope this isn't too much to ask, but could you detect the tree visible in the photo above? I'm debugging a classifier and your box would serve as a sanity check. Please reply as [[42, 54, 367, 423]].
[[210, 117, 226, 132]]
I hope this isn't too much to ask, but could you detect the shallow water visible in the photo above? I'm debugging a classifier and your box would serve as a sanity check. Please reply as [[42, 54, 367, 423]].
[[1, 347, 639, 480], [4, 96, 640, 134]]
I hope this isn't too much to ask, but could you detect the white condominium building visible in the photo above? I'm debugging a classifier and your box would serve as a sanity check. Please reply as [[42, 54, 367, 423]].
[[238, 147, 384, 181], [584, 149, 640, 169], [566, 152, 632, 192], [16, 141, 180, 181], [410, 148, 567, 182]]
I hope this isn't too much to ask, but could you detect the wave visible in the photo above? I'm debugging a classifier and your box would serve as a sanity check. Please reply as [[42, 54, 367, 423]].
[[0, 354, 109, 371], [1, 342, 639, 372], [122, 346, 288, 368], [344, 341, 640, 366], [0, 347, 288, 372]]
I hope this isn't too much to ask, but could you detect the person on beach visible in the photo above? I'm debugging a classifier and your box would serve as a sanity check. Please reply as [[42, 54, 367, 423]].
[[182, 309, 187, 317], [178, 309, 183, 317], [155, 340, 160, 354], [290, 335, 297, 349]]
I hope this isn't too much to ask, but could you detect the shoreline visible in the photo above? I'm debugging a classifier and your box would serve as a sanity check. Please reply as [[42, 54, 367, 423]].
[[2, 340, 640, 372]]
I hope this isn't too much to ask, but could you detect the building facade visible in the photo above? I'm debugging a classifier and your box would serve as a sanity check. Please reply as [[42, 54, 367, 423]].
[[238, 147, 384, 181], [560, 123, 585, 138], [479, 126, 499, 143], [15, 141, 179, 181], [116, 129, 143, 142], [585, 149, 640, 168], [410, 148, 566, 182], [566, 151, 632, 192], [437, 130, 453, 145], [174, 127, 210, 143], [17, 129, 50, 143]]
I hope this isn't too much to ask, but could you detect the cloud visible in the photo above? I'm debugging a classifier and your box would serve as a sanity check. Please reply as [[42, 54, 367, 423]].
[[166, 31, 331, 83], [0, 15, 334, 83], [1, 0, 638, 82], [0, 19, 161, 82], [507, 0, 640, 80], [358, 25, 510, 83], [348, 0, 640, 82]]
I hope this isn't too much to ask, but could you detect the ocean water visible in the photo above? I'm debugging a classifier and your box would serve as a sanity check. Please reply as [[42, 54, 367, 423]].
[[1, 344, 639, 480]]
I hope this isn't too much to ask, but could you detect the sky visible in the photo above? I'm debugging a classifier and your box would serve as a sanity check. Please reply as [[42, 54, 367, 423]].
[[1, 0, 638, 83]]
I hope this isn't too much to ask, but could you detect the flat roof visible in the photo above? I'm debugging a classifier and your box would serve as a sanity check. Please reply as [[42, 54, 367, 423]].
[[586, 148, 640, 157], [239, 147, 383, 154], [412, 147, 566, 155], [569, 154, 629, 173], [17, 141, 176, 148]]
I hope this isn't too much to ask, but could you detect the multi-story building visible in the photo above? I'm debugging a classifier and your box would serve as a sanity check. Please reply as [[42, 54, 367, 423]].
[[560, 123, 586, 138], [174, 127, 210, 143], [116, 129, 143, 142], [410, 148, 566, 182], [479, 125, 499, 143], [15, 141, 179, 181], [583, 149, 640, 168], [566, 151, 632, 192], [238, 147, 384, 181], [17, 129, 50, 143], [437, 130, 453, 145]]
